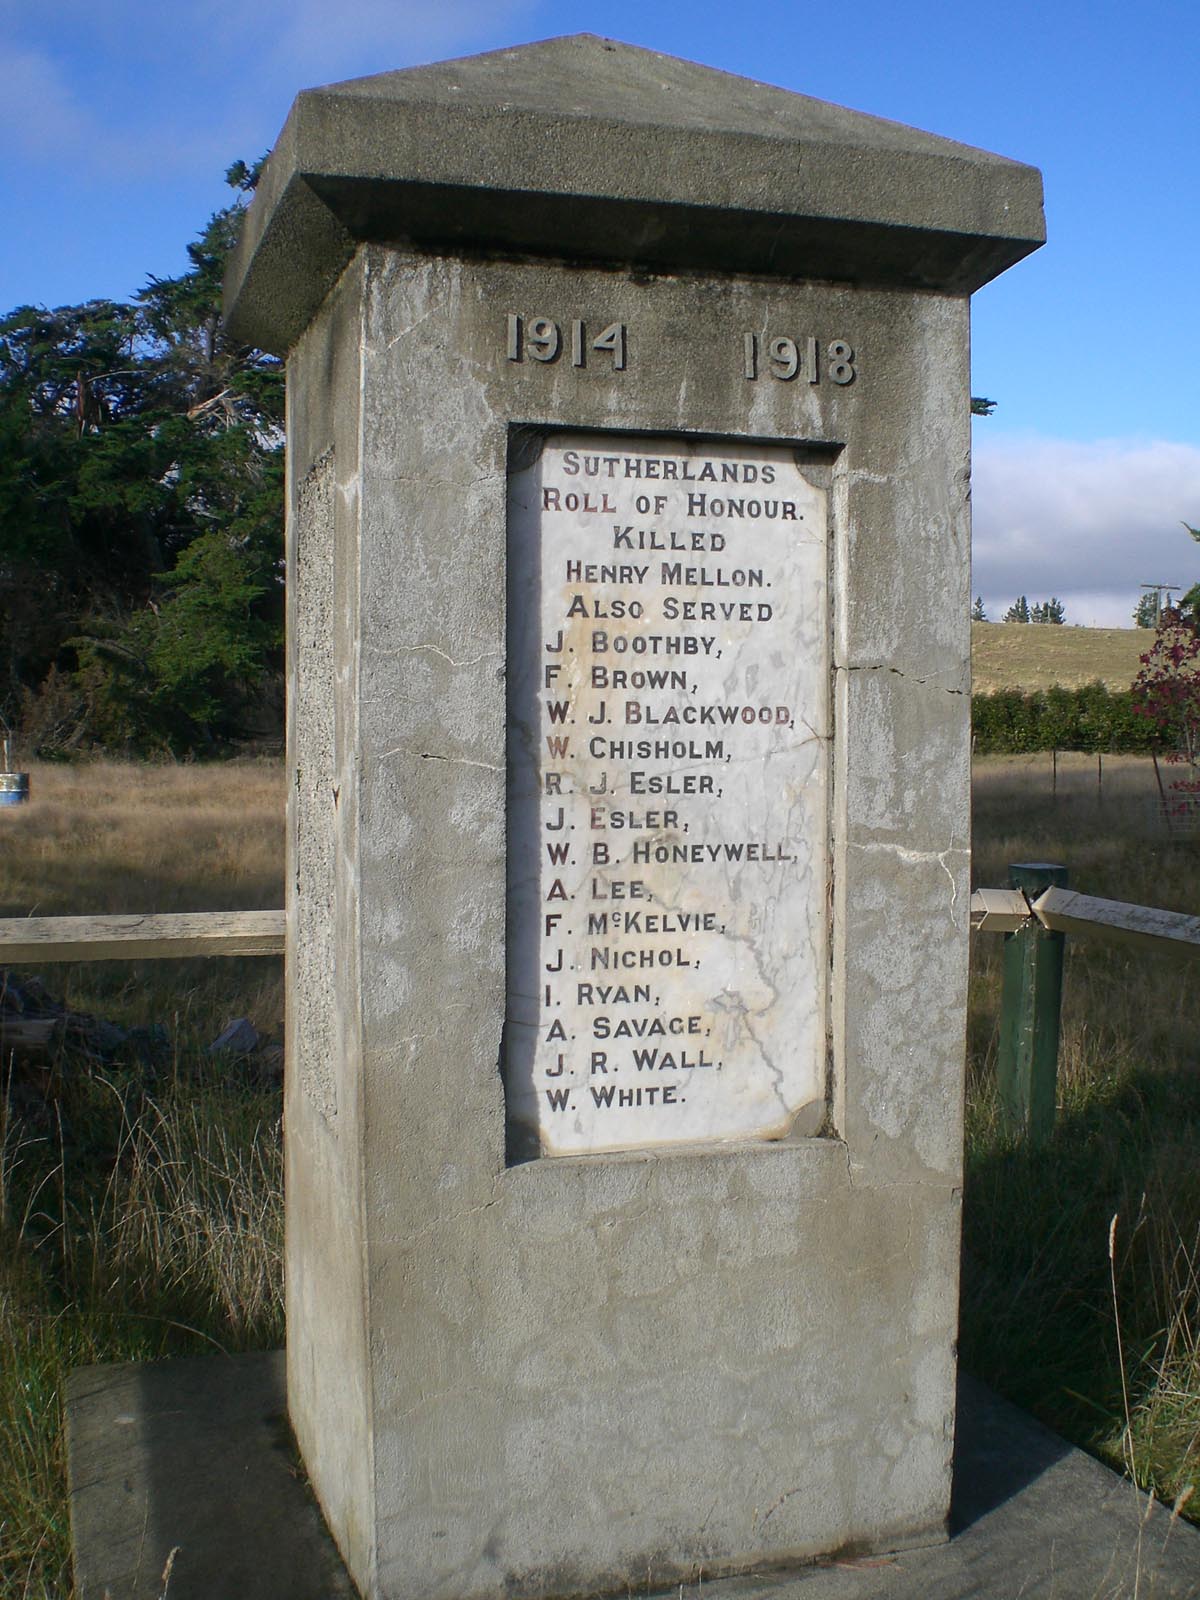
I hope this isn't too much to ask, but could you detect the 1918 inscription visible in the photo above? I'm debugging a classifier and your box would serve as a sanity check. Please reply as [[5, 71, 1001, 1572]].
[[505, 432, 829, 1156], [503, 315, 856, 385]]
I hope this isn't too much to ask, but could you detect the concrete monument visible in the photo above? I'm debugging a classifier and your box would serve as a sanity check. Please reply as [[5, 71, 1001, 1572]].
[[224, 35, 1043, 1600]]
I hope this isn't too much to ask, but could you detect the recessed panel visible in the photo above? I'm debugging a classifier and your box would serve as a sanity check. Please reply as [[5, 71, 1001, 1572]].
[[506, 432, 828, 1156]]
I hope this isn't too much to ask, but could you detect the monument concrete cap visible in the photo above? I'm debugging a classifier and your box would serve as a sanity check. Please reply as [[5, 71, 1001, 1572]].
[[224, 33, 1045, 354]]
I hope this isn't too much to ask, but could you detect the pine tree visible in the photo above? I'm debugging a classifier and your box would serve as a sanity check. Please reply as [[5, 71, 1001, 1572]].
[[971, 596, 987, 621], [1004, 596, 1031, 623], [0, 161, 283, 753]]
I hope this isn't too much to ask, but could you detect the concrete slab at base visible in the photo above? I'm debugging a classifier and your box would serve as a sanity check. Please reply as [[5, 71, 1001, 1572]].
[[66, 1352, 1200, 1600], [64, 1353, 356, 1600]]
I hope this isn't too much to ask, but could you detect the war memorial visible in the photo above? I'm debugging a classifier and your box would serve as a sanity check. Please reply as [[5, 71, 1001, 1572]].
[[215, 32, 1052, 1600]]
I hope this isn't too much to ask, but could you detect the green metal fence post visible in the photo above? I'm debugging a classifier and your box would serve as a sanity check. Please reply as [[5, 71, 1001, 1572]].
[[996, 861, 1069, 1145]]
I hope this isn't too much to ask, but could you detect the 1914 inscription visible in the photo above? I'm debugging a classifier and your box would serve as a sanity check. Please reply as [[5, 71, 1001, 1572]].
[[505, 433, 829, 1157]]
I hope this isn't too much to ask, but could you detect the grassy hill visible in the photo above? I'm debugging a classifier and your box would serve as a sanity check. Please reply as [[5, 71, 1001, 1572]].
[[972, 622, 1148, 693]]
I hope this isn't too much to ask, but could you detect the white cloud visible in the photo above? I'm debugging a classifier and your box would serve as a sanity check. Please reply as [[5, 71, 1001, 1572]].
[[0, 34, 233, 179], [0, 43, 92, 158], [188, 0, 539, 85], [972, 436, 1200, 626], [266, 0, 540, 76], [0, 1, 538, 185]]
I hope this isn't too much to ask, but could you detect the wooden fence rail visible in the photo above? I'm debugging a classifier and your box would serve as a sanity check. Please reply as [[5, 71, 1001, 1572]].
[[971, 864, 1200, 1145], [3, 888, 1196, 1129], [0, 910, 285, 964], [969, 888, 1031, 932], [970, 884, 1200, 954], [1033, 886, 1200, 953]]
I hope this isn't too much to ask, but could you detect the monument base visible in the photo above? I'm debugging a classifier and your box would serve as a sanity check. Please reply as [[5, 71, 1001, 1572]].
[[65, 1352, 1200, 1600]]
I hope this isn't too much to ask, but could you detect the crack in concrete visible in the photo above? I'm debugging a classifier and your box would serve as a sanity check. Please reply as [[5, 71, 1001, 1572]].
[[840, 663, 966, 695], [367, 469, 497, 492], [380, 747, 502, 771], [757, 1484, 805, 1528], [390, 1384, 488, 1424], [369, 642, 502, 669], [849, 840, 966, 920], [382, 305, 437, 348], [390, 1191, 504, 1255]]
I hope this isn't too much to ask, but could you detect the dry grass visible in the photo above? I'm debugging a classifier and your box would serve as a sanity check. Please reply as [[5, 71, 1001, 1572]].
[[0, 760, 285, 1040], [0, 759, 284, 919], [972, 620, 1148, 692], [0, 1082, 284, 1597], [965, 752, 1200, 1514], [970, 752, 1197, 907]]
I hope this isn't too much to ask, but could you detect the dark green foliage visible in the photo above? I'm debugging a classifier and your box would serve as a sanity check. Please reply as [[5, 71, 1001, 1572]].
[[972, 681, 1159, 754], [1134, 592, 1161, 628], [971, 595, 987, 621], [0, 166, 283, 755], [1004, 595, 1031, 623]]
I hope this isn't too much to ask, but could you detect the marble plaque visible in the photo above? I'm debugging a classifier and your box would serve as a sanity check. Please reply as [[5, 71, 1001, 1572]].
[[505, 432, 828, 1157]]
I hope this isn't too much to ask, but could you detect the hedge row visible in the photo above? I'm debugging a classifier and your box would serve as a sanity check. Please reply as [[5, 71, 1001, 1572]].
[[971, 682, 1157, 754]]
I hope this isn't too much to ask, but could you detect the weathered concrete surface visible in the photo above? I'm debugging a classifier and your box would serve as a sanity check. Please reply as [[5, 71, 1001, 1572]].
[[224, 34, 1044, 354], [223, 34, 1044, 1600], [66, 1353, 1200, 1600], [64, 1353, 356, 1600], [279, 248, 972, 1600]]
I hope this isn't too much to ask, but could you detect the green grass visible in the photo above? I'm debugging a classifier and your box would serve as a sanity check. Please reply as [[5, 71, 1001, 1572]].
[[2, 754, 1198, 1597]]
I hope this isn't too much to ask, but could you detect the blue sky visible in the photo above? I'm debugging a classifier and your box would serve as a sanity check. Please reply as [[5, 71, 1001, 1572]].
[[2, 0, 1198, 623]]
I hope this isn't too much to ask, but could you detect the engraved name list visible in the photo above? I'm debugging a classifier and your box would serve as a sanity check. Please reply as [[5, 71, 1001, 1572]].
[[505, 433, 829, 1157]]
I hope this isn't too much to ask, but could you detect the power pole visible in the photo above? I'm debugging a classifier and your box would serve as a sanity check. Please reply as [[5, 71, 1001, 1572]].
[[1140, 583, 1181, 620]]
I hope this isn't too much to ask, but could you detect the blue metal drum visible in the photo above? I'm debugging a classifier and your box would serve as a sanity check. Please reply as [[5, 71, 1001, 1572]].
[[0, 772, 30, 806]]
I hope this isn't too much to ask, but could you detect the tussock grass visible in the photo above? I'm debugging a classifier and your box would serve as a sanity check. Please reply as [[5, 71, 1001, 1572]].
[[0, 760, 283, 917], [965, 752, 1200, 1515]]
